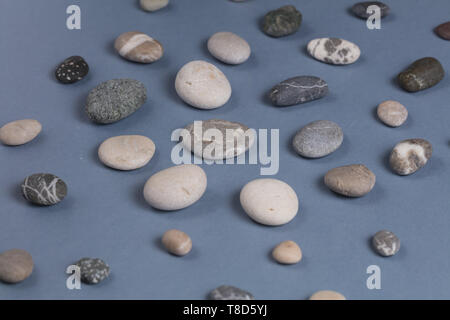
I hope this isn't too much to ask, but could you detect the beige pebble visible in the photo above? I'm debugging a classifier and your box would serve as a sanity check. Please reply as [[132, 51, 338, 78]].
[[324, 164, 376, 197], [140, 0, 169, 12], [162, 229, 192, 256], [377, 100, 408, 127], [0, 119, 42, 146], [309, 290, 346, 300], [207, 32, 251, 65], [114, 31, 163, 63], [272, 241, 302, 264], [0, 249, 34, 284]]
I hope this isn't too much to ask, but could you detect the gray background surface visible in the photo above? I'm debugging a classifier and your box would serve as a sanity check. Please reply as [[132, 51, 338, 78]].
[[0, 0, 449, 300]]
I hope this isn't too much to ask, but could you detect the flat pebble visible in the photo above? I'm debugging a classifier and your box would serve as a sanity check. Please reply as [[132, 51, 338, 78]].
[[207, 32, 251, 65], [140, 0, 168, 11], [309, 290, 346, 300], [377, 100, 408, 127], [372, 230, 400, 257], [435, 21, 450, 40], [324, 164, 376, 197], [143, 164, 207, 211], [85, 79, 147, 124], [162, 229, 192, 256], [21, 173, 67, 206], [389, 138, 432, 175], [262, 5, 302, 38], [272, 241, 302, 265], [98, 135, 155, 170], [0, 249, 33, 284], [269, 76, 328, 106], [0, 119, 42, 146], [240, 178, 298, 226], [175, 60, 231, 109], [292, 120, 343, 158], [55, 56, 89, 84], [75, 258, 110, 284], [397, 57, 444, 92], [307, 38, 360, 65], [209, 285, 254, 300], [114, 31, 163, 64], [351, 1, 390, 19]]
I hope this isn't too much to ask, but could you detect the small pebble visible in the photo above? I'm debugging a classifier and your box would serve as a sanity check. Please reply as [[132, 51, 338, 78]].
[[55, 56, 89, 84], [0, 119, 42, 146], [309, 290, 346, 300], [114, 31, 163, 64], [372, 230, 400, 257], [435, 21, 450, 40], [307, 38, 360, 65], [209, 285, 254, 300], [240, 178, 298, 226], [175, 60, 231, 109], [324, 164, 376, 197], [207, 32, 251, 65], [397, 57, 444, 92], [21, 173, 67, 206], [162, 229, 192, 256], [75, 258, 110, 284], [351, 1, 390, 19], [272, 241, 302, 265], [389, 138, 432, 175], [292, 120, 343, 158], [140, 0, 169, 11], [377, 100, 408, 127], [269, 76, 328, 106], [262, 5, 302, 38], [0, 249, 34, 284]]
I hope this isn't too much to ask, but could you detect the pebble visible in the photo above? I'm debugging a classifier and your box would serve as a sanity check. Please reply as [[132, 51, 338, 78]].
[[209, 285, 254, 300], [372, 230, 400, 257], [0, 249, 33, 284], [75, 258, 110, 284], [307, 38, 361, 65], [351, 1, 390, 19], [262, 5, 302, 38], [143, 164, 207, 211], [55, 56, 89, 84], [240, 178, 298, 226], [292, 120, 343, 158], [161, 229, 192, 256], [140, 0, 169, 12], [309, 290, 346, 300], [269, 76, 328, 106], [397, 57, 444, 92], [435, 21, 450, 40], [272, 241, 302, 265], [175, 61, 231, 109], [85, 79, 147, 124], [182, 119, 255, 160], [98, 135, 155, 170], [207, 32, 251, 65], [377, 100, 408, 127], [324, 164, 376, 197], [114, 31, 163, 64], [21, 173, 67, 206], [389, 139, 432, 175], [0, 119, 42, 146]]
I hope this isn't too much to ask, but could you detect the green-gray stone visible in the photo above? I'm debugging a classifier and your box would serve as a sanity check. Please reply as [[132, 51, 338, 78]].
[[397, 57, 444, 92], [262, 5, 302, 38]]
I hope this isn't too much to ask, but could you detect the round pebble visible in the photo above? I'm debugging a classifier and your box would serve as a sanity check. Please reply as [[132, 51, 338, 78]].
[[269, 76, 328, 107], [397, 57, 444, 92], [175, 60, 231, 109], [114, 31, 163, 64], [75, 258, 110, 284], [143, 164, 207, 211], [351, 1, 390, 19], [309, 290, 346, 300], [21, 173, 67, 206], [240, 178, 298, 226], [161, 229, 192, 256], [98, 135, 155, 170], [324, 164, 376, 197], [292, 120, 343, 158], [140, 0, 169, 11], [307, 38, 361, 65], [389, 138, 432, 175], [272, 241, 302, 265], [209, 285, 254, 300], [207, 31, 251, 65], [435, 21, 450, 40], [262, 5, 302, 38], [372, 230, 400, 257], [377, 100, 408, 127], [0, 119, 42, 146], [0, 249, 33, 284], [55, 56, 89, 84]]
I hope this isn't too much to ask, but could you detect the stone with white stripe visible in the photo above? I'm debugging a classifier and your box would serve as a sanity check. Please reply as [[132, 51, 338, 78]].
[[307, 38, 360, 65], [372, 230, 400, 257], [269, 76, 328, 106], [389, 139, 432, 175], [21, 173, 67, 206], [114, 31, 163, 64]]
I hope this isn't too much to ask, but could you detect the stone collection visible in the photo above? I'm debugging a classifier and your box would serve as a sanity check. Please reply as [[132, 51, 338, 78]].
[[307, 38, 361, 65], [0, 119, 42, 146], [351, 1, 390, 19], [435, 21, 450, 40], [377, 100, 408, 127], [309, 290, 346, 300], [0, 249, 34, 284], [272, 241, 302, 265], [269, 76, 328, 106], [21, 173, 67, 206], [397, 57, 444, 92], [209, 285, 254, 300], [162, 229, 192, 256], [207, 32, 251, 65], [114, 31, 163, 64], [75, 258, 110, 284], [140, 0, 169, 12], [262, 5, 302, 38], [389, 139, 432, 175], [372, 230, 400, 257], [324, 164, 376, 197], [55, 56, 89, 84]]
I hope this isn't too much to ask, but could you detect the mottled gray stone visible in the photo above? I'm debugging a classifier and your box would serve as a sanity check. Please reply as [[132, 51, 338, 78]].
[[372, 230, 400, 257], [262, 5, 302, 38], [324, 164, 376, 197], [435, 21, 450, 40], [292, 120, 343, 158], [21, 173, 67, 206], [351, 1, 390, 19], [0, 249, 34, 284], [389, 139, 432, 175], [85, 79, 147, 124], [269, 76, 328, 106], [397, 57, 445, 92], [75, 258, 110, 284], [209, 285, 254, 300]]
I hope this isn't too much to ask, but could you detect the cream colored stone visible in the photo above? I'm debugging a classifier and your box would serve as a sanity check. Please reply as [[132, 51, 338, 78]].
[[207, 32, 251, 65], [162, 229, 192, 256], [0, 249, 34, 284], [377, 100, 408, 127], [140, 0, 169, 12], [0, 119, 41, 146], [309, 290, 346, 300], [272, 240, 302, 264]]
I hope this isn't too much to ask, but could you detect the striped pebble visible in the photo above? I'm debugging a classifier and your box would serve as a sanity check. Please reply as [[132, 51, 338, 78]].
[[114, 31, 163, 64]]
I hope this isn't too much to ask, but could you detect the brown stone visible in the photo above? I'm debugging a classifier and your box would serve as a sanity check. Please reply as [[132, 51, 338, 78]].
[[162, 229, 192, 256], [0, 249, 34, 284], [435, 21, 450, 40], [377, 100, 408, 127], [114, 31, 163, 63], [324, 164, 376, 197]]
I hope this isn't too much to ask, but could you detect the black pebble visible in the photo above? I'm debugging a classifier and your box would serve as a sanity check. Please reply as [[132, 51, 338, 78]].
[[55, 56, 89, 84]]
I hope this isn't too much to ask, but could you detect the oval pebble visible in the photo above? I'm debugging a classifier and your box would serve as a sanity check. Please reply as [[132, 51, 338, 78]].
[[55, 56, 89, 84], [389, 138, 432, 175], [114, 31, 163, 64], [309, 290, 346, 300], [397, 57, 444, 92], [372, 230, 400, 257], [269, 76, 328, 106], [140, 0, 168, 12], [272, 240, 302, 265], [207, 31, 251, 65], [85, 79, 147, 124], [435, 21, 450, 40], [75, 258, 110, 284], [143, 164, 207, 211], [377, 100, 408, 127], [351, 1, 390, 19], [240, 178, 298, 226], [21, 173, 67, 206], [0, 119, 42, 146], [262, 5, 302, 38], [98, 135, 155, 170], [162, 229, 192, 256], [292, 120, 343, 158], [209, 285, 254, 300], [324, 164, 376, 197], [0, 249, 34, 284], [175, 60, 231, 109], [307, 38, 361, 65]]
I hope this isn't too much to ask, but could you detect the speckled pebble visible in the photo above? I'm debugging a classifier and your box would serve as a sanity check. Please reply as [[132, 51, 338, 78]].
[[377, 100, 408, 127], [262, 5, 302, 38], [21, 173, 67, 206], [309, 290, 346, 300], [351, 1, 390, 19], [162, 229, 192, 256], [397, 57, 444, 92], [75, 258, 110, 284], [55, 56, 89, 84], [114, 31, 163, 63], [372, 230, 400, 257], [324, 164, 376, 197], [0, 249, 34, 284], [269, 76, 328, 106], [209, 285, 254, 300], [207, 32, 251, 65], [307, 38, 360, 65], [272, 241, 302, 265], [0, 119, 42, 146], [389, 139, 432, 175]]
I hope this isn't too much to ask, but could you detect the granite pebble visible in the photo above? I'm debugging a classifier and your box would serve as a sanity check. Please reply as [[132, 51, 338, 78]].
[[140, 0, 168, 11], [0, 119, 42, 146], [372, 230, 400, 257], [397, 57, 444, 92], [272, 241, 302, 265], [307, 38, 360, 65], [377, 100, 408, 127], [262, 5, 302, 37], [309, 290, 346, 300], [435, 21, 450, 40], [389, 139, 432, 175], [269, 76, 328, 106], [351, 1, 390, 19], [162, 229, 192, 256], [324, 164, 376, 197], [207, 32, 251, 65], [55, 56, 89, 84], [114, 31, 163, 64], [21, 173, 67, 206], [209, 285, 254, 300], [75, 258, 110, 284], [0, 249, 34, 284]]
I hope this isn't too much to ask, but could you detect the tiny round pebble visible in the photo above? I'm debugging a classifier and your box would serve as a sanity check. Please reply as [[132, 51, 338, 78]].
[[262, 5, 302, 38], [75, 258, 110, 284], [55, 56, 89, 84], [21, 173, 67, 206], [114, 31, 163, 64], [207, 31, 251, 65], [372, 230, 400, 257], [140, 0, 169, 11], [0, 249, 34, 284], [309, 290, 346, 300], [209, 285, 254, 300], [0, 119, 42, 146], [272, 241, 302, 265], [377, 100, 408, 127], [389, 138, 432, 175], [324, 164, 376, 197], [162, 229, 192, 256]]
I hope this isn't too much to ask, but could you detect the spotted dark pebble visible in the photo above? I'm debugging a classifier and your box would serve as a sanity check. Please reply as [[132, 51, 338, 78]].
[[209, 285, 254, 300], [75, 258, 110, 284], [351, 1, 390, 19], [372, 230, 400, 257], [55, 56, 89, 84]]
